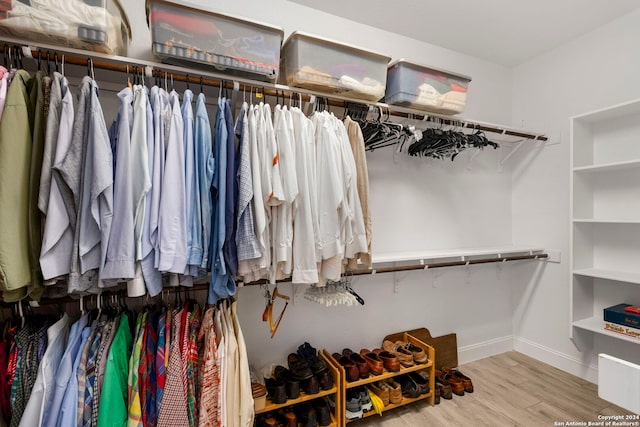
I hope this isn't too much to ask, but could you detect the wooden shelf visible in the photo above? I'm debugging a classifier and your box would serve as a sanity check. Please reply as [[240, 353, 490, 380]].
[[573, 316, 640, 345], [255, 386, 338, 414], [347, 392, 433, 423], [343, 360, 432, 389], [573, 159, 640, 173], [573, 268, 640, 285]]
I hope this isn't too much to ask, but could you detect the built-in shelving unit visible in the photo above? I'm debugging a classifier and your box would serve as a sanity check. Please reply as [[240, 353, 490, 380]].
[[570, 98, 640, 350]]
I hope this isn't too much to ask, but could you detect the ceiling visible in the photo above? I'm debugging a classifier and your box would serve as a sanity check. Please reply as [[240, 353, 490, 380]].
[[288, 0, 640, 66]]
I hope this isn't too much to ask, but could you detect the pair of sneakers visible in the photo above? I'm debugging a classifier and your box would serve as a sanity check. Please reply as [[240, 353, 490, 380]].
[[345, 387, 372, 420]]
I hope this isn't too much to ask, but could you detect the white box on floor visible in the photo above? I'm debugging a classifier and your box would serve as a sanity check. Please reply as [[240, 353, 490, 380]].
[[280, 31, 391, 101]]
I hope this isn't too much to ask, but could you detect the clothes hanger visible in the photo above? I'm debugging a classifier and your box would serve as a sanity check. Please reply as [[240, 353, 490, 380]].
[[261, 285, 290, 338]]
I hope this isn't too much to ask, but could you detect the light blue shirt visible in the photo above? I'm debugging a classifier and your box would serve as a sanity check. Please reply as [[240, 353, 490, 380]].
[[41, 313, 88, 427], [56, 325, 91, 427], [101, 87, 135, 282], [209, 97, 228, 304], [157, 90, 187, 273], [194, 93, 214, 271], [182, 90, 197, 274]]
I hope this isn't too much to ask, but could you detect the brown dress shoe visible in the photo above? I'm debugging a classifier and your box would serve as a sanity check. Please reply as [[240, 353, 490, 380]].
[[333, 353, 360, 382], [373, 349, 400, 372], [436, 369, 464, 396], [343, 348, 370, 379], [434, 370, 452, 399], [442, 367, 474, 393], [283, 411, 298, 427], [359, 349, 384, 375]]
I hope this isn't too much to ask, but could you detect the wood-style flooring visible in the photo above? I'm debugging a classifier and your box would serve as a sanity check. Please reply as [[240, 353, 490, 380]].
[[354, 351, 635, 426]]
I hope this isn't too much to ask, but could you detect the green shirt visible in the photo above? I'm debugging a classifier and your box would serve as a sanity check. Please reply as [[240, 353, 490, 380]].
[[97, 313, 133, 427]]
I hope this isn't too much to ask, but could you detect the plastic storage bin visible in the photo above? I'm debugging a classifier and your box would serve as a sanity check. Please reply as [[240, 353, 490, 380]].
[[0, 0, 130, 56], [281, 31, 391, 101], [385, 60, 472, 115], [147, 0, 284, 81]]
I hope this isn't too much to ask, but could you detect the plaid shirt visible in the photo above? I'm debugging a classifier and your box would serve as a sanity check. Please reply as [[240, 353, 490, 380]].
[[155, 311, 166, 419], [83, 320, 105, 427], [186, 306, 201, 427], [92, 318, 116, 426], [77, 320, 99, 427], [127, 312, 146, 427], [144, 310, 158, 427], [197, 308, 220, 427], [157, 309, 188, 427]]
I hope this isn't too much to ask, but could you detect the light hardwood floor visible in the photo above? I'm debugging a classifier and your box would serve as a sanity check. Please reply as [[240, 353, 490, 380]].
[[354, 351, 635, 426]]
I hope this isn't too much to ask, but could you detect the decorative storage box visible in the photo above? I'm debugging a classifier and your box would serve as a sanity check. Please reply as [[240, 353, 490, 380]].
[[385, 59, 472, 115], [281, 31, 391, 102], [604, 304, 640, 330], [147, 0, 284, 81], [0, 0, 130, 56]]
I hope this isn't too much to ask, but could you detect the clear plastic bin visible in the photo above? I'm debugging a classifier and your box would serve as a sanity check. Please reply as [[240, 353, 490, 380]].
[[281, 31, 391, 102], [385, 60, 472, 115], [147, 0, 284, 81], [0, 0, 130, 56]]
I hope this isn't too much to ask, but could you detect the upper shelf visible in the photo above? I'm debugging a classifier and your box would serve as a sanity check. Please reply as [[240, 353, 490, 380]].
[[573, 159, 640, 174], [0, 36, 547, 143]]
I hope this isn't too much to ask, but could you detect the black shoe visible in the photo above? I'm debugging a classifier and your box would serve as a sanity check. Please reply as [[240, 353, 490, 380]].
[[408, 371, 430, 395], [265, 377, 287, 404], [296, 402, 318, 427], [396, 374, 421, 399], [274, 365, 301, 399], [314, 398, 332, 426], [288, 353, 314, 381], [298, 342, 328, 374], [304, 374, 320, 395]]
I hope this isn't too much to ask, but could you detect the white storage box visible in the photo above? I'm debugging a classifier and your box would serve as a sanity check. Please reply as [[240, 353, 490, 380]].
[[281, 31, 391, 101], [147, 0, 284, 81], [0, 0, 130, 56], [385, 59, 472, 115]]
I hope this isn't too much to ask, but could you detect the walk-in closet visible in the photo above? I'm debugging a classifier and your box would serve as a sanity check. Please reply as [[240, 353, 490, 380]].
[[0, 0, 638, 426]]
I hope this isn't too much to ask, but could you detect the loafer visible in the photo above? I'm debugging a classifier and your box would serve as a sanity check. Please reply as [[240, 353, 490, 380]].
[[373, 348, 400, 372], [342, 348, 370, 378], [317, 370, 333, 391], [383, 379, 402, 404], [304, 374, 320, 395], [296, 402, 318, 427], [408, 371, 430, 394], [368, 382, 389, 406], [397, 341, 428, 364], [442, 367, 474, 393], [437, 369, 464, 396], [298, 342, 328, 374], [435, 376, 452, 400], [288, 353, 314, 381], [434, 385, 441, 404], [314, 398, 332, 426], [359, 348, 384, 375], [283, 411, 298, 427], [396, 374, 421, 399], [274, 365, 300, 399], [332, 353, 360, 382], [382, 340, 414, 367], [265, 377, 287, 404]]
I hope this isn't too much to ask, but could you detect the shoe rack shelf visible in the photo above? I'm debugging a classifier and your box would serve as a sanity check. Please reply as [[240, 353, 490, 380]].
[[330, 333, 436, 425], [255, 351, 342, 427]]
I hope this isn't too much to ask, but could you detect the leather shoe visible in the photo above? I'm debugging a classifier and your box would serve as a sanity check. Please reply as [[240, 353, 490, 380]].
[[437, 369, 464, 396], [435, 376, 452, 400], [296, 402, 318, 427], [332, 353, 360, 382], [274, 365, 300, 399], [359, 348, 384, 375], [283, 411, 298, 427], [314, 398, 332, 426], [298, 342, 328, 375], [262, 415, 278, 427], [317, 370, 333, 391], [398, 341, 428, 364], [383, 379, 402, 404], [288, 353, 314, 381], [265, 377, 287, 404], [408, 371, 430, 395], [368, 382, 389, 406], [342, 348, 370, 378], [442, 367, 473, 393], [373, 348, 400, 372], [382, 340, 414, 367], [304, 374, 320, 395], [396, 374, 421, 399]]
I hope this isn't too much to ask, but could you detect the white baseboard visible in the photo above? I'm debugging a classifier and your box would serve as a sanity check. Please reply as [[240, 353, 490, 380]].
[[458, 335, 514, 365], [514, 337, 598, 383]]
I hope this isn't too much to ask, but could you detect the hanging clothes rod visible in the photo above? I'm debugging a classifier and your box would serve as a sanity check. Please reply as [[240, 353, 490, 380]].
[[0, 38, 547, 142]]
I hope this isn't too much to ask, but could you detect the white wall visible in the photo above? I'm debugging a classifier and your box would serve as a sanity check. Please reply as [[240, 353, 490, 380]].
[[511, 9, 640, 381], [112, 0, 526, 370]]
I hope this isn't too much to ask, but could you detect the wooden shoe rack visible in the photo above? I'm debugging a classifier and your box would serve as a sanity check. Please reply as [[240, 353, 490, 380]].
[[330, 333, 436, 425], [255, 351, 342, 427]]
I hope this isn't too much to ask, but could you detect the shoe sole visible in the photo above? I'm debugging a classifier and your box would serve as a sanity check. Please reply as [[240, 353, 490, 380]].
[[361, 402, 372, 412], [346, 409, 363, 419]]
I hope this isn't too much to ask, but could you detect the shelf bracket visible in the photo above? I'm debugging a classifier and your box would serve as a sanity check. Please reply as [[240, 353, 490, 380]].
[[498, 139, 526, 172]]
